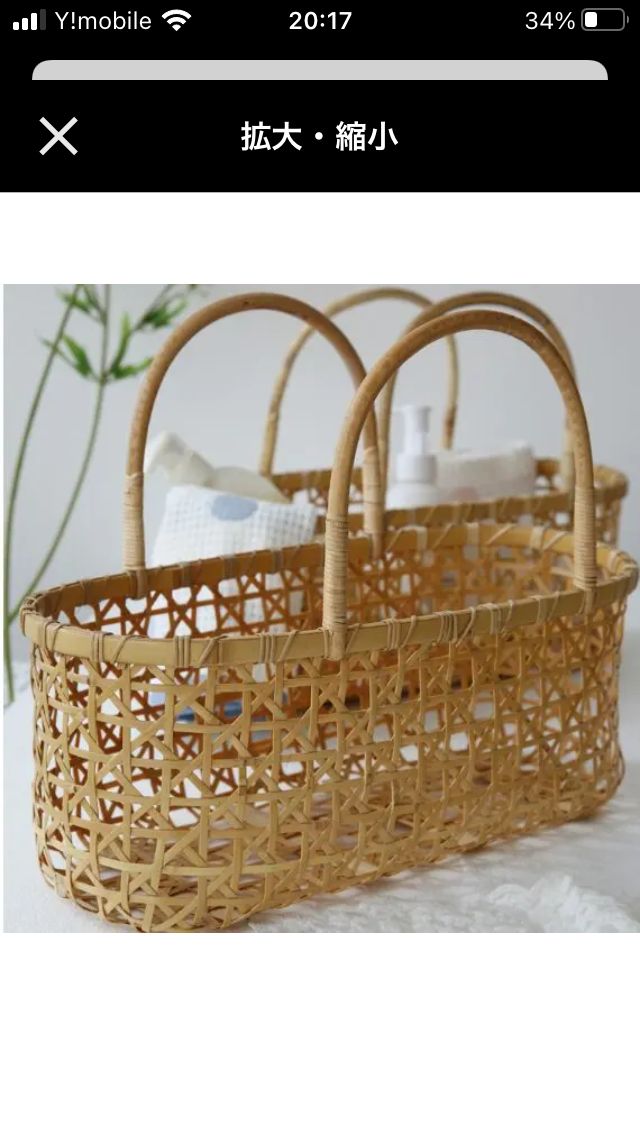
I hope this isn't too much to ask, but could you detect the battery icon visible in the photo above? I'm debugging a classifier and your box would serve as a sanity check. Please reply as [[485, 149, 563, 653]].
[[582, 8, 628, 28]]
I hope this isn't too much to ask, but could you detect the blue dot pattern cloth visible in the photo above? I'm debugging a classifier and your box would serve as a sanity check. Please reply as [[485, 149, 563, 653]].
[[209, 494, 259, 521], [149, 484, 318, 634]]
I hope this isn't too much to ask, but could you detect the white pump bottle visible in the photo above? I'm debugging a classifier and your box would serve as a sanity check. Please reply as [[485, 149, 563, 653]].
[[386, 405, 440, 509]]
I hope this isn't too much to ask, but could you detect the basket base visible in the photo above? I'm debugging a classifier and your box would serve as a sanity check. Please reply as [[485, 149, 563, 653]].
[[35, 749, 624, 933]]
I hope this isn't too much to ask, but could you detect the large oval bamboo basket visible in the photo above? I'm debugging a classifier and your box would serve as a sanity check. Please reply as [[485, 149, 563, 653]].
[[21, 296, 637, 933], [262, 288, 628, 546]]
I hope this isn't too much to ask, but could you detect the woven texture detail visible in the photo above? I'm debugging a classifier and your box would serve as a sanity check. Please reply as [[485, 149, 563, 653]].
[[27, 531, 631, 932]]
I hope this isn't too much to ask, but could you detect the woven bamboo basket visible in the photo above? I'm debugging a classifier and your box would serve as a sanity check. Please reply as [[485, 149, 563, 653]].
[[261, 288, 628, 545], [21, 294, 638, 933]]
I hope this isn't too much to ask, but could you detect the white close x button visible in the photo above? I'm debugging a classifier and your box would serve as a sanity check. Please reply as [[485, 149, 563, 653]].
[[39, 117, 78, 156]]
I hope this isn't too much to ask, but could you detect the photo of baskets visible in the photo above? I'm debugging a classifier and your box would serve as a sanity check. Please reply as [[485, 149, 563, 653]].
[[6, 286, 639, 933], [262, 288, 627, 543]]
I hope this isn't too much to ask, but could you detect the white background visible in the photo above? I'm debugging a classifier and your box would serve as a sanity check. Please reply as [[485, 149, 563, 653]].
[[4, 281, 639, 662]]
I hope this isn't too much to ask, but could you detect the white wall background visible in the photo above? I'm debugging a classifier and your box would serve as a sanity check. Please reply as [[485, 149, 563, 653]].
[[4, 283, 639, 661]]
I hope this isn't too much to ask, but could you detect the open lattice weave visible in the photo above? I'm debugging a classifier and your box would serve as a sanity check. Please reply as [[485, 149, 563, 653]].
[[23, 526, 636, 932]]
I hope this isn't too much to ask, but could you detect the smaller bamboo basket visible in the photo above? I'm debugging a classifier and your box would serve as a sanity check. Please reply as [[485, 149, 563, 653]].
[[261, 288, 628, 546], [21, 296, 638, 933]]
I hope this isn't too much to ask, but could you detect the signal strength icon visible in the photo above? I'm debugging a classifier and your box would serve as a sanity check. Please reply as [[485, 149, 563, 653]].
[[12, 8, 46, 29], [162, 9, 191, 29]]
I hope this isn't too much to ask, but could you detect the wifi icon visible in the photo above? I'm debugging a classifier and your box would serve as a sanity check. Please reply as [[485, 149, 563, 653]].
[[162, 9, 191, 29]]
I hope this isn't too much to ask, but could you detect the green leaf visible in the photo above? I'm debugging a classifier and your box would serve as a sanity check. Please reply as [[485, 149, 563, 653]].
[[108, 312, 132, 374], [120, 312, 132, 345], [62, 335, 93, 377], [42, 338, 73, 368], [110, 356, 153, 380], [144, 298, 190, 329], [165, 299, 188, 322], [58, 290, 92, 315], [82, 285, 104, 317], [142, 305, 172, 328]]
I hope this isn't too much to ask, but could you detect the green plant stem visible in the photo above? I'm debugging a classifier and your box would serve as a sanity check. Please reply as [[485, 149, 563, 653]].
[[3, 285, 81, 703], [103, 284, 173, 375], [8, 284, 169, 632], [4, 284, 189, 701], [9, 378, 108, 623], [8, 286, 112, 624]]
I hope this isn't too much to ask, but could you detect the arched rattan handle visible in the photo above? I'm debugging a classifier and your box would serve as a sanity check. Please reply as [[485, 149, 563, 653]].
[[123, 293, 375, 571], [258, 287, 459, 478], [377, 291, 576, 494], [322, 310, 596, 656]]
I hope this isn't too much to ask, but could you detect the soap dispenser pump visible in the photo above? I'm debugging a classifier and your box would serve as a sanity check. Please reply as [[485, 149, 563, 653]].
[[386, 405, 440, 509]]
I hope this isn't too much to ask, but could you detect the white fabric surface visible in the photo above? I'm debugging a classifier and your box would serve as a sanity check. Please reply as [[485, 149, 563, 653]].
[[5, 601, 639, 934], [152, 484, 317, 567], [150, 485, 318, 633]]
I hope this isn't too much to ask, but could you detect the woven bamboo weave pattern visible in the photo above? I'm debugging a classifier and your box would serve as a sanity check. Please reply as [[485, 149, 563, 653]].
[[21, 298, 637, 932], [25, 532, 634, 931]]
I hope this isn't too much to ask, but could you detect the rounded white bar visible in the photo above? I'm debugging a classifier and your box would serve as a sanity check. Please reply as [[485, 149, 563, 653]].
[[33, 58, 608, 81]]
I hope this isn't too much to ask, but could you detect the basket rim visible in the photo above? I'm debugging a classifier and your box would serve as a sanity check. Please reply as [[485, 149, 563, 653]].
[[21, 522, 638, 669], [272, 456, 628, 516]]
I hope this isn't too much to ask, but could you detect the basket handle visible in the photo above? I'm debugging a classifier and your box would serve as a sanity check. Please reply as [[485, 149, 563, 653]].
[[258, 287, 459, 478], [123, 293, 376, 571], [322, 310, 596, 656], [377, 291, 576, 493]]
